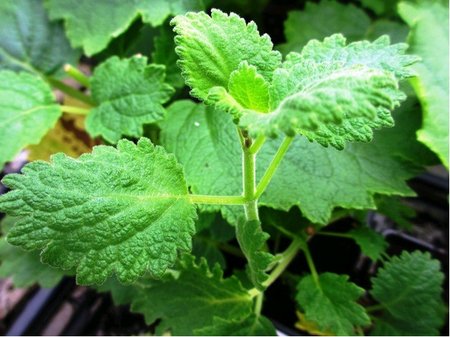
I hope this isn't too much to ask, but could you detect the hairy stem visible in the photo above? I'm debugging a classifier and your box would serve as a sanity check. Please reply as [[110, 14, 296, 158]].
[[254, 292, 264, 316], [46, 77, 95, 106], [243, 142, 259, 221], [262, 238, 303, 288], [64, 64, 91, 88], [60, 105, 91, 115], [188, 194, 245, 205], [255, 136, 294, 199], [248, 134, 266, 154]]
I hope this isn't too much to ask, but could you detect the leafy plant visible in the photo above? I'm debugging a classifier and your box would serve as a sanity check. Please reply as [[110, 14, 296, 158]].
[[0, 1, 447, 336]]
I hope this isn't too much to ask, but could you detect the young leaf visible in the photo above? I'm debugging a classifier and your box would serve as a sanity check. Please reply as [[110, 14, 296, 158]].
[[279, 0, 370, 54], [0, 138, 196, 285], [87, 56, 174, 143], [130, 255, 254, 335], [0, 0, 79, 76], [370, 251, 446, 335], [398, 0, 449, 168], [0, 216, 66, 288], [296, 273, 370, 335], [241, 34, 418, 148], [45, 0, 208, 56], [171, 9, 281, 100], [161, 101, 422, 225], [236, 220, 274, 290], [0, 71, 62, 168], [194, 314, 276, 336], [347, 226, 387, 261]]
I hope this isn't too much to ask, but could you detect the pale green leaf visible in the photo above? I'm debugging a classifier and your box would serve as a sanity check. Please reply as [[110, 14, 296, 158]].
[[359, 0, 400, 16], [398, 0, 449, 168], [0, 138, 196, 285], [45, 0, 208, 56], [130, 255, 253, 335], [0, 216, 66, 288], [366, 20, 409, 44], [296, 273, 370, 335], [241, 34, 417, 148], [171, 9, 281, 100], [194, 314, 276, 336], [348, 226, 387, 261], [161, 101, 421, 225], [86, 56, 174, 143], [370, 251, 446, 335], [237, 220, 274, 290], [279, 0, 370, 54], [0, 71, 62, 168], [0, 0, 79, 76]]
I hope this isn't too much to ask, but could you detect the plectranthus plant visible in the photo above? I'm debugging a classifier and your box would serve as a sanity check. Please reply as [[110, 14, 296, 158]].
[[0, 4, 447, 336]]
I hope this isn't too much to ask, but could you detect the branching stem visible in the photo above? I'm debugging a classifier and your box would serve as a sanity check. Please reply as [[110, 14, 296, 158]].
[[255, 136, 294, 199], [248, 134, 266, 154]]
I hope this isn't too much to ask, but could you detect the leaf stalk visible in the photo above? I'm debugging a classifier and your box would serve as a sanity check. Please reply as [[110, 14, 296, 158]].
[[64, 64, 91, 88]]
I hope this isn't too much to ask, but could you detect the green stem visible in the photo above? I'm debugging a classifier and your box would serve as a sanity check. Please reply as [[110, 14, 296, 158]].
[[46, 77, 95, 106], [188, 194, 245, 205], [254, 293, 264, 316], [248, 135, 266, 154], [196, 236, 245, 258], [64, 64, 90, 88], [301, 243, 320, 288], [365, 304, 385, 313], [242, 144, 259, 221], [255, 136, 294, 199], [262, 238, 303, 288], [317, 231, 353, 239], [248, 287, 260, 298], [60, 105, 91, 115]]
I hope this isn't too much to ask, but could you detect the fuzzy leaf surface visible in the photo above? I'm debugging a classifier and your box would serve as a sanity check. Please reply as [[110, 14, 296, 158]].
[[236, 220, 274, 289], [87, 56, 174, 143], [0, 216, 66, 288], [161, 102, 421, 224], [241, 34, 418, 148], [0, 138, 196, 285], [0, 71, 61, 168], [171, 9, 281, 100], [0, 0, 79, 76], [398, 0, 449, 167], [279, 0, 370, 54], [45, 0, 208, 56], [296, 273, 370, 335], [194, 314, 276, 336], [348, 226, 387, 261], [130, 255, 253, 335], [370, 251, 446, 335]]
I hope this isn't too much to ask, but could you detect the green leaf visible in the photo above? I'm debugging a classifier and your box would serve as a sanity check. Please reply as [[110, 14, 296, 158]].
[[152, 24, 185, 89], [160, 101, 421, 225], [366, 20, 409, 44], [0, 0, 79, 76], [45, 0, 208, 56], [359, 0, 400, 16], [375, 195, 416, 230], [398, 0, 449, 168], [171, 9, 281, 100], [279, 0, 370, 54], [86, 56, 174, 143], [0, 70, 62, 168], [194, 314, 276, 336], [236, 220, 274, 290], [347, 226, 387, 261], [241, 34, 417, 148], [370, 251, 446, 335], [296, 273, 370, 335], [0, 216, 66, 288], [0, 138, 196, 285], [130, 255, 253, 335]]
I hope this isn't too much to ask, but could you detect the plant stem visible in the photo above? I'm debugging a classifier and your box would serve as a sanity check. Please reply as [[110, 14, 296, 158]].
[[301, 243, 320, 288], [254, 292, 264, 316], [365, 303, 385, 313], [248, 287, 260, 298], [317, 231, 353, 239], [46, 77, 95, 106], [60, 105, 91, 115], [242, 144, 259, 221], [64, 64, 91, 88], [188, 194, 245, 205], [248, 134, 266, 154], [255, 136, 294, 199], [262, 238, 303, 288]]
